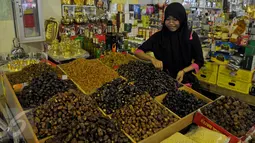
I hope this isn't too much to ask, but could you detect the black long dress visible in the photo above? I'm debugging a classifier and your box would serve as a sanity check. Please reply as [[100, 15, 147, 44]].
[[138, 3, 204, 85]]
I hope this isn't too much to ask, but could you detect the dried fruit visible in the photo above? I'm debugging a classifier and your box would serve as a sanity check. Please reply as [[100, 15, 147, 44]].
[[91, 78, 144, 114], [112, 94, 179, 141], [163, 90, 206, 117], [100, 52, 136, 69], [118, 61, 178, 97], [60, 58, 119, 94], [29, 90, 101, 139], [7, 63, 55, 85], [202, 96, 255, 137], [17, 72, 74, 109]]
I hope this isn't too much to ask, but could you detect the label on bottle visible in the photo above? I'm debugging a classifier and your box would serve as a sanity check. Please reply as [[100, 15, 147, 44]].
[[112, 43, 117, 52]]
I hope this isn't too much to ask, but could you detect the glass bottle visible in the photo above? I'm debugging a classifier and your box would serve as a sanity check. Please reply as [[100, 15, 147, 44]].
[[88, 32, 93, 57], [95, 38, 101, 58]]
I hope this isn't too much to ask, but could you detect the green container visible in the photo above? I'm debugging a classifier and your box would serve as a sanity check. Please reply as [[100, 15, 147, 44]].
[[245, 40, 255, 56]]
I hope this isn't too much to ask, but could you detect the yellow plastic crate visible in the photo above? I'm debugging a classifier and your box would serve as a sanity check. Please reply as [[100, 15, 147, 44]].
[[218, 65, 254, 83], [217, 74, 252, 94], [195, 62, 219, 84]]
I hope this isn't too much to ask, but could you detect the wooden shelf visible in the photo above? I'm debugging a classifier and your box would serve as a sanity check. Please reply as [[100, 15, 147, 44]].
[[200, 81, 255, 106]]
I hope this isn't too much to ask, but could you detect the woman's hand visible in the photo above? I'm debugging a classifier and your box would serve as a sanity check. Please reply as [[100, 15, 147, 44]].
[[176, 70, 185, 83], [151, 58, 163, 70]]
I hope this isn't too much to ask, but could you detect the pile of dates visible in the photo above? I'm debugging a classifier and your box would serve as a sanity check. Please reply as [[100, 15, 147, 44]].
[[45, 116, 131, 143], [92, 78, 144, 114], [60, 58, 119, 94], [18, 72, 72, 109], [117, 61, 161, 81], [118, 61, 178, 97], [30, 90, 101, 139], [7, 63, 55, 85], [202, 96, 255, 137], [134, 76, 177, 98], [100, 52, 136, 69], [112, 94, 178, 142], [163, 90, 206, 117]]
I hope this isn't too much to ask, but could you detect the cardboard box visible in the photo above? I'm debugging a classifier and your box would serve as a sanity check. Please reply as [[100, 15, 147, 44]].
[[193, 111, 255, 143]]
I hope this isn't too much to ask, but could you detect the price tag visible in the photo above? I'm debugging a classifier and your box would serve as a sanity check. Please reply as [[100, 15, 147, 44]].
[[62, 75, 68, 80], [13, 82, 28, 92]]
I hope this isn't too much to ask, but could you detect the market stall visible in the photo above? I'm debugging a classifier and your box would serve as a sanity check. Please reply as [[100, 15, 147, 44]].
[[1, 0, 255, 143]]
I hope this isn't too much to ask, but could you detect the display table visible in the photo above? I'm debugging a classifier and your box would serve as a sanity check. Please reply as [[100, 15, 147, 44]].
[[200, 81, 255, 106]]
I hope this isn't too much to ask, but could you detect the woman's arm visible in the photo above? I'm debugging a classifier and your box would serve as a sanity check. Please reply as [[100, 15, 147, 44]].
[[134, 33, 163, 70], [176, 32, 204, 82], [135, 50, 163, 70], [134, 49, 154, 61]]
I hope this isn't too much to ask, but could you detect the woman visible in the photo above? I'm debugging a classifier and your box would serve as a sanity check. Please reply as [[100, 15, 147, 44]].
[[135, 3, 204, 89]]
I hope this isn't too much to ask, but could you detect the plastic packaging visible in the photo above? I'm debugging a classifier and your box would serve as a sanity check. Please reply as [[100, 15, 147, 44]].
[[161, 132, 197, 143], [186, 126, 230, 143]]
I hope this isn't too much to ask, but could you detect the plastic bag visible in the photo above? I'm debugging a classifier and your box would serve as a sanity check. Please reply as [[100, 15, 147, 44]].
[[161, 132, 197, 143], [186, 126, 230, 143]]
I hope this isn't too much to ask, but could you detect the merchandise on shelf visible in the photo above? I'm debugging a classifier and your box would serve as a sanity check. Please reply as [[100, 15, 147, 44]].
[[47, 38, 89, 62]]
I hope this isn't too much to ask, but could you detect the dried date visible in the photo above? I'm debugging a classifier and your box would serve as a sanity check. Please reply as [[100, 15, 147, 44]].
[[202, 96, 255, 137], [112, 94, 178, 142], [92, 78, 144, 114], [163, 90, 206, 117]]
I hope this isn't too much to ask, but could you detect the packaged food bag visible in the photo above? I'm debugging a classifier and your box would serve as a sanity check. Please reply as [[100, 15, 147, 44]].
[[161, 132, 197, 143], [186, 126, 230, 143]]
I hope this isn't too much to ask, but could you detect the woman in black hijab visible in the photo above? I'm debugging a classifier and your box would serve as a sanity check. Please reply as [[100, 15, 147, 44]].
[[135, 2, 204, 88]]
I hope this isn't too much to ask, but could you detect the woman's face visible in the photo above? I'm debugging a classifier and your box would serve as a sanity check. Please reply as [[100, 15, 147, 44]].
[[165, 16, 180, 32]]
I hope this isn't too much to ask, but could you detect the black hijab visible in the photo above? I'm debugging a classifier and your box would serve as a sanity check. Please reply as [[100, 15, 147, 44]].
[[160, 3, 192, 78]]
